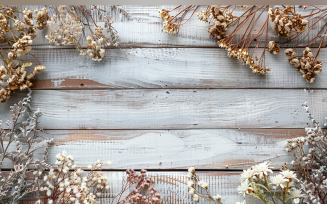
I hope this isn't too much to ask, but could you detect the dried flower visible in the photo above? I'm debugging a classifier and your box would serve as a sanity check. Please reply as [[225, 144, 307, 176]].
[[36, 151, 111, 204], [196, 5, 233, 40], [0, 90, 52, 203], [285, 102, 327, 204], [112, 169, 161, 204], [159, 5, 199, 34], [238, 161, 302, 204], [186, 167, 223, 204], [0, 6, 48, 103], [284, 47, 322, 83]]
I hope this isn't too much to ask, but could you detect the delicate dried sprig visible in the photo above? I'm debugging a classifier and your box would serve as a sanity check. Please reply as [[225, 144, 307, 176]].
[[159, 5, 199, 34], [285, 102, 327, 204], [238, 162, 302, 204], [0, 89, 52, 203], [46, 5, 127, 61], [112, 169, 161, 204], [187, 167, 223, 203], [35, 151, 112, 204], [0, 6, 48, 103]]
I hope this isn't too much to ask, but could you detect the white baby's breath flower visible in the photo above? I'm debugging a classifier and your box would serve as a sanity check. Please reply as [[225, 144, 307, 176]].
[[189, 188, 195, 194], [213, 194, 221, 200], [193, 194, 199, 202], [188, 167, 195, 173], [187, 180, 194, 187]]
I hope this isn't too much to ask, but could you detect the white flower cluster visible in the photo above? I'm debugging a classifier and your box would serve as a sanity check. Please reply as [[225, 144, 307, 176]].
[[187, 167, 222, 204], [45, 6, 83, 46], [238, 162, 302, 204], [85, 27, 108, 62], [37, 151, 111, 204], [219, 40, 271, 74], [284, 47, 322, 83]]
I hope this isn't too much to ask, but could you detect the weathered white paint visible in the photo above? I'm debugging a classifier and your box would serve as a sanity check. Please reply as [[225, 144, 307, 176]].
[[1, 129, 303, 169], [20, 47, 327, 89], [1, 89, 325, 129]]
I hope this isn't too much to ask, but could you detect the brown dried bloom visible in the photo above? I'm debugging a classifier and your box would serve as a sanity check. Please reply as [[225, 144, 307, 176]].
[[0, 6, 48, 103], [268, 41, 280, 54], [284, 47, 322, 83], [159, 5, 199, 35], [268, 6, 308, 37], [113, 169, 161, 204], [196, 5, 233, 40]]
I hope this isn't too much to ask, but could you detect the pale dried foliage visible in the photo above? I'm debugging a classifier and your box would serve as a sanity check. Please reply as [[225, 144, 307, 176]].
[[0, 6, 48, 103], [186, 167, 223, 203], [46, 5, 128, 61], [286, 103, 327, 204], [0, 90, 52, 203], [35, 151, 112, 204]]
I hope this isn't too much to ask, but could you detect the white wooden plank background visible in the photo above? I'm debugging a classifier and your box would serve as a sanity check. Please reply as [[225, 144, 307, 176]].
[[1, 5, 326, 204], [1, 89, 325, 129], [7, 48, 327, 89]]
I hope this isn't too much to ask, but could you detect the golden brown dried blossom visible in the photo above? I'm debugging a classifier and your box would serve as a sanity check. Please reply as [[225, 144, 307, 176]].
[[196, 5, 233, 40], [268, 41, 280, 54], [159, 5, 199, 35], [219, 39, 271, 75], [284, 47, 322, 83], [268, 6, 308, 37], [0, 6, 48, 103]]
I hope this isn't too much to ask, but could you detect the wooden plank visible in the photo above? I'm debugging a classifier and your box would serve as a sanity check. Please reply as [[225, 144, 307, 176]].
[[0, 129, 303, 170], [1, 89, 325, 129], [15, 47, 327, 89], [18, 171, 260, 204], [2, 5, 326, 48]]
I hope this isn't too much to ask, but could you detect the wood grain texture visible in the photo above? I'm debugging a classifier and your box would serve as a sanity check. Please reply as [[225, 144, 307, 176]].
[[1, 5, 326, 48], [0, 129, 303, 170], [1, 89, 325, 129], [19, 171, 261, 204], [20, 47, 327, 89]]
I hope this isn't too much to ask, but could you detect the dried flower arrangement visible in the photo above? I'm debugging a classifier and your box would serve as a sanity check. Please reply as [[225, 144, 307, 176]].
[[285, 103, 327, 204], [186, 167, 223, 203], [34, 151, 112, 204], [159, 5, 327, 81], [0, 6, 47, 103], [0, 90, 52, 203], [46, 5, 130, 61], [237, 162, 302, 204], [159, 5, 199, 34], [112, 169, 161, 204]]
